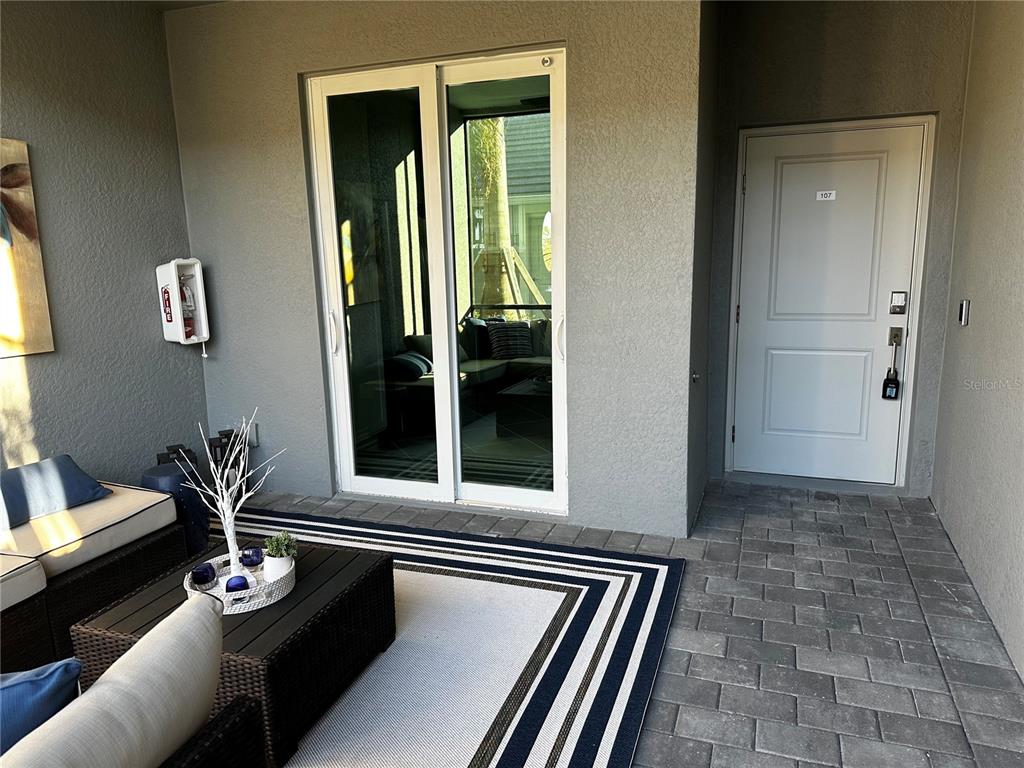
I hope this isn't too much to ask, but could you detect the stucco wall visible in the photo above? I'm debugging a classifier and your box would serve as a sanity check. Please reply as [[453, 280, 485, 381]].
[[932, 2, 1024, 672], [707, 1, 973, 495], [163, 1, 700, 536], [0, 2, 206, 482], [687, 1, 718, 529]]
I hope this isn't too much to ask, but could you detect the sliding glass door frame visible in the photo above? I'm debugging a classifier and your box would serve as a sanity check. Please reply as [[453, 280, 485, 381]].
[[436, 51, 568, 513], [308, 65, 456, 503], [306, 49, 567, 513]]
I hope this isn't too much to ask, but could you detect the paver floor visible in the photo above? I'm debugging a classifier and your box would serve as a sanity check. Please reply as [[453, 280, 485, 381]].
[[250, 481, 1024, 767]]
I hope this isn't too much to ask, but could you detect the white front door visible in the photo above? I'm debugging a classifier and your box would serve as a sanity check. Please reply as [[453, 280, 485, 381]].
[[731, 119, 933, 484]]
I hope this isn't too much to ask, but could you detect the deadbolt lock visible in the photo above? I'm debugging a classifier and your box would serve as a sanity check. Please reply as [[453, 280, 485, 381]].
[[883, 327, 904, 401]]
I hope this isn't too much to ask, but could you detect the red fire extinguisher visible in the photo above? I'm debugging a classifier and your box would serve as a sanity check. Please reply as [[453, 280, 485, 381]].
[[180, 283, 196, 339]]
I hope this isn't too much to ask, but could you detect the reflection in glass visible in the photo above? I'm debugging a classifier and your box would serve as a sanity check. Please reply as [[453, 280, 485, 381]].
[[448, 76, 554, 490], [327, 89, 437, 481]]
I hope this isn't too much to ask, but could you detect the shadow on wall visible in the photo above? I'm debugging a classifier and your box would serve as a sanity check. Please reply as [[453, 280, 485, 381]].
[[707, 1, 973, 493], [724, 3, 923, 119]]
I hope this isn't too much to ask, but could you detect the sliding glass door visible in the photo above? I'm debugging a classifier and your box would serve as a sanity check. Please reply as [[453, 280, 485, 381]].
[[308, 51, 566, 512], [441, 56, 566, 510]]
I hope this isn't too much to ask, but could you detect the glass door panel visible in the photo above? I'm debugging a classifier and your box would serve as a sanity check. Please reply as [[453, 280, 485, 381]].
[[324, 86, 438, 482], [446, 75, 555, 492]]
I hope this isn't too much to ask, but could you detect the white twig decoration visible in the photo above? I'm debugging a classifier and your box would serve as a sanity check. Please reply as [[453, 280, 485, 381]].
[[177, 409, 285, 576]]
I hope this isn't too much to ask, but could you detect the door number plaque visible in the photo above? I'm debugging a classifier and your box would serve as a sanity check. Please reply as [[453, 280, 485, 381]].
[[816, 190, 837, 201]]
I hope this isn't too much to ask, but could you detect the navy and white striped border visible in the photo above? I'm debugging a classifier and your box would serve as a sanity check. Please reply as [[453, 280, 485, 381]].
[[231, 507, 684, 768]]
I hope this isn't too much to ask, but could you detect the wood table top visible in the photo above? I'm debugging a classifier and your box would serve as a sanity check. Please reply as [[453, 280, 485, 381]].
[[80, 539, 387, 660]]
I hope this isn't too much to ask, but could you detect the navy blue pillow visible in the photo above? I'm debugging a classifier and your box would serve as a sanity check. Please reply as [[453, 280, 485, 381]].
[[0, 658, 82, 753], [460, 318, 492, 360], [382, 351, 432, 382], [1, 455, 112, 529]]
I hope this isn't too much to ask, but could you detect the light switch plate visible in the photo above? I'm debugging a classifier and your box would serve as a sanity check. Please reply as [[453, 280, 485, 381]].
[[958, 299, 971, 327]]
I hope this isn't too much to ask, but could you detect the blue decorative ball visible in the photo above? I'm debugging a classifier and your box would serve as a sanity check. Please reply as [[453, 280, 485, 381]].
[[240, 547, 264, 567], [225, 575, 249, 593], [191, 563, 216, 586]]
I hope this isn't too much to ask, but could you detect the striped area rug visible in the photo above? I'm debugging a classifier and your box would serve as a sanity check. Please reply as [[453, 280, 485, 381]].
[[230, 508, 684, 768]]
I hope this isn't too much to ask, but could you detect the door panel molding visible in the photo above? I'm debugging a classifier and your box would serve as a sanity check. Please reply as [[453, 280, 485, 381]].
[[725, 115, 936, 486], [763, 348, 872, 439], [768, 152, 888, 321]]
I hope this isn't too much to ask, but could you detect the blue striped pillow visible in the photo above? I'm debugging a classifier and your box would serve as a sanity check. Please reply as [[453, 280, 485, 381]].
[[383, 351, 432, 382], [487, 321, 534, 359], [1, 456, 111, 529]]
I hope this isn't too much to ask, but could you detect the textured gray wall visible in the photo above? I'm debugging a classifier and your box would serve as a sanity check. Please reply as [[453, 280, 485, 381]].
[[163, 1, 700, 536], [0, 2, 206, 482], [707, 1, 973, 495], [687, 1, 718, 530], [932, 2, 1024, 672]]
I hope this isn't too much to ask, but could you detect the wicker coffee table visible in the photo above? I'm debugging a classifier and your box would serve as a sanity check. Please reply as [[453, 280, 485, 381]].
[[72, 540, 395, 767]]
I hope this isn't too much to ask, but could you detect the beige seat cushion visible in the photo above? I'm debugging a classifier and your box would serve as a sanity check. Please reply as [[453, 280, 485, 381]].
[[459, 358, 508, 385], [0, 553, 46, 610], [0, 483, 176, 577], [507, 356, 552, 380], [404, 372, 469, 390], [6, 594, 223, 768]]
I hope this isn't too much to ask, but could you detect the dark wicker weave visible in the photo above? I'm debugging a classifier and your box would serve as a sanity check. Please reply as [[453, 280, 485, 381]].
[[73, 542, 395, 767], [161, 696, 267, 768], [46, 523, 188, 658], [0, 591, 55, 673]]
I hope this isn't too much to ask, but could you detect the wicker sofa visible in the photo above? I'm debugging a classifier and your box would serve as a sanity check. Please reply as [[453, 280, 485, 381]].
[[6, 593, 267, 768], [160, 696, 266, 767], [0, 482, 188, 671]]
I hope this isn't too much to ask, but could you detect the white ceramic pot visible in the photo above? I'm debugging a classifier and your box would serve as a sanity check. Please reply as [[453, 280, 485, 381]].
[[262, 555, 293, 583]]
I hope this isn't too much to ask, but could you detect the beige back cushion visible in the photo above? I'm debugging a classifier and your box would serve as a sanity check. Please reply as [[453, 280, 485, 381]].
[[6, 594, 223, 768]]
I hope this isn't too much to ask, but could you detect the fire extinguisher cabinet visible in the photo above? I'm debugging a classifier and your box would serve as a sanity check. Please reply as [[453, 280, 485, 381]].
[[156, 258, 209, 344]]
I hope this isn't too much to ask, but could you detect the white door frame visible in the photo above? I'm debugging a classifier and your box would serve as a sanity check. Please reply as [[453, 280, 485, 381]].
[[724, 115, 936, 486], [437, 50, 568, 514], [307, 65, 456, 503], [306, 49, 568, 513]]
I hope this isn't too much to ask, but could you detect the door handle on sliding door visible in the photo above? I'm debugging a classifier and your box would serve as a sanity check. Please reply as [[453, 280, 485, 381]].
[[328, 309, 339, 355], [556, 315, 566, 362]]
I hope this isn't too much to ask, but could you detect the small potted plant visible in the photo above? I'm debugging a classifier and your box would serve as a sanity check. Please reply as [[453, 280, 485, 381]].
[[263, 531, 298, 583]]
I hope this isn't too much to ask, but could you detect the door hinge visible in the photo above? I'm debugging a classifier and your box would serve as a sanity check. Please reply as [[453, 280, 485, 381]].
[[735, 304, 741, 324], [742, 174, 747, 195], [731, 425, 736, 443]]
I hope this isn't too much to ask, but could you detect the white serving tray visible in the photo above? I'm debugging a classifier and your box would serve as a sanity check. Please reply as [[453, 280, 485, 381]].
[[183, 553, 295, 614]]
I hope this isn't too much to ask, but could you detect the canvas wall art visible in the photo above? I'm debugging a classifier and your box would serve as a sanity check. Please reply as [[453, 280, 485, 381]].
[[1, 138, 54, 358]]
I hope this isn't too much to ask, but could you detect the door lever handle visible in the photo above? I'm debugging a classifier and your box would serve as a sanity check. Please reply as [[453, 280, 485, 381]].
[[888, 326, 903, 373], [555, 315, 566, 362], [329, 309, 339, 355], [882, 326, 903, 400]]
